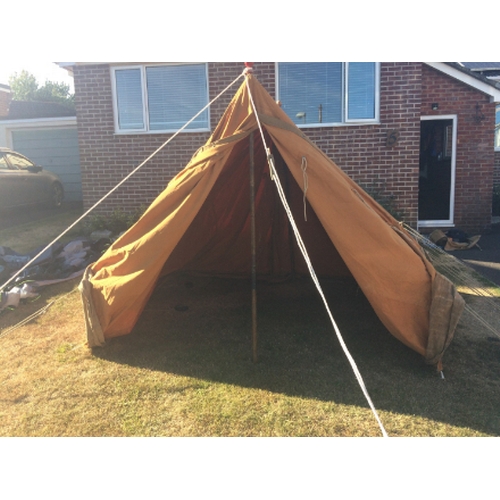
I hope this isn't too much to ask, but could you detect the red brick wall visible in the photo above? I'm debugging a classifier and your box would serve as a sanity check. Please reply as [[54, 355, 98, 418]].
[[74, 62, 496, 232], [305, 62, 422, 226], [421, 64, 496, 232], [74, 62, 422, 227], [74, 63, 277, 214], [74, 63, 207, 213]]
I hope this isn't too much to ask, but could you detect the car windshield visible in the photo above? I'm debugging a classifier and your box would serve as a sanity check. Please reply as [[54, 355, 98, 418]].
[[6, 153, 35, 170]]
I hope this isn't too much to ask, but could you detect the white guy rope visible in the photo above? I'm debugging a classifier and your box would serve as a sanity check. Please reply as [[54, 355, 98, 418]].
[[0, 71, 246, 295], [0, 287, 79, 339], [404, 224, 500, 340], [245, 75, 389, 438]]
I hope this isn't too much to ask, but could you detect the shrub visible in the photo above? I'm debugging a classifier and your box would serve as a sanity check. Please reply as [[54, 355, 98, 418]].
[[361, 182, 406, 221], [82, 206, 146, 236]]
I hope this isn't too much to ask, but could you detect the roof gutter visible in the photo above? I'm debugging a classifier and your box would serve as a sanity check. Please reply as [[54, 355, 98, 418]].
[[0, 116, 76, 127]]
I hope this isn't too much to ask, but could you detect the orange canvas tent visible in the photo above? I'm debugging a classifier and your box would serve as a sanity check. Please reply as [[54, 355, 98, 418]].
[[80, 73, 464, 366]]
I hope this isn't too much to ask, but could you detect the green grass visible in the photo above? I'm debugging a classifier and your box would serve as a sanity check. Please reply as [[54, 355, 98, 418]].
[[0, 213, 499, 437], [0, 207, 85, 253]]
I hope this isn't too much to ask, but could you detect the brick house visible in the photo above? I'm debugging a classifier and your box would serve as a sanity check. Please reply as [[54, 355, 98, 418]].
[[62, 62, 500, 233]]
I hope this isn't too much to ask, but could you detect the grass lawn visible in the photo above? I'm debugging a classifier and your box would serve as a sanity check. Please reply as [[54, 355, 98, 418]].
[[1, 209, 499, 438], [0, 206, 85, 253]]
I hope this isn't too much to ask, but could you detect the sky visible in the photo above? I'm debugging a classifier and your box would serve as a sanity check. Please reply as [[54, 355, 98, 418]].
[[0, 62, 74, 91]]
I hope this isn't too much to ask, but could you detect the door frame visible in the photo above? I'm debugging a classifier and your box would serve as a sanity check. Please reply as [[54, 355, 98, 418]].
[[418, 114, 457, 228]]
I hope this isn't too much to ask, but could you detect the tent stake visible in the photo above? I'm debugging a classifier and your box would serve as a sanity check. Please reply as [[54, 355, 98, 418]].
[[250, 132, 258, 363]]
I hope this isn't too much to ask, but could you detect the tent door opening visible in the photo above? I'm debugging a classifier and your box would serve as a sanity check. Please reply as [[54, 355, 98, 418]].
[[418, 116, 457, 227]]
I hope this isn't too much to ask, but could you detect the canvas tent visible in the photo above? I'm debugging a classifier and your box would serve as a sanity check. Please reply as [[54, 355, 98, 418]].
[[80, 73, 464, 366]]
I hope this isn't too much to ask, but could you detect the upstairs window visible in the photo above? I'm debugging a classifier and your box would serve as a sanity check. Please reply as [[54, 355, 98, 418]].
[[112, 63, 209, 133], [277, 62, 379, 127]]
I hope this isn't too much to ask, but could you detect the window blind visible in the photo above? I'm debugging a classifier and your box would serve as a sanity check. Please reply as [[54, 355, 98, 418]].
[[115, 68, 145, 130], [146, 64, 208, 130], [347, 62, 376, 120], [278, 62, 377, 125], [279, 63, 342, 125]]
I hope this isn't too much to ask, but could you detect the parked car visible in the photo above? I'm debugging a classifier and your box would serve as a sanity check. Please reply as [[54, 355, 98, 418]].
[[0, 148, 64, 210]]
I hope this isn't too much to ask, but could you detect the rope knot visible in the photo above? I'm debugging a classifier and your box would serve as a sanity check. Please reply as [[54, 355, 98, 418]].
[[267, 149, 275, 181]]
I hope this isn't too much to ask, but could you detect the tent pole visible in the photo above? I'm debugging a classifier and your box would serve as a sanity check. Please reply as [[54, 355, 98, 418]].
[[250, 132, 258, 363]]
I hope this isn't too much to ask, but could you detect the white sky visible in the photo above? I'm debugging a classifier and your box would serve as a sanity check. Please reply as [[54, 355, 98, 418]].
[[0, 62, 74, 91], [0, 11, 493, 102]]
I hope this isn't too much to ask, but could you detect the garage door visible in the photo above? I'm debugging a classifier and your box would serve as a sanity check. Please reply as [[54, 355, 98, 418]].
[[11, 127, 82, 202]]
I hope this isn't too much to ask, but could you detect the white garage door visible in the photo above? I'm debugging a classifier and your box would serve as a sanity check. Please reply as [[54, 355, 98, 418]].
[[11, 127, 82, 202]]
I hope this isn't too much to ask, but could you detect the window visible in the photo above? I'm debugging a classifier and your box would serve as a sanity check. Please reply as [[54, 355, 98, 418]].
[[277, 62, 379, 127], [112, 64, 209, 133]]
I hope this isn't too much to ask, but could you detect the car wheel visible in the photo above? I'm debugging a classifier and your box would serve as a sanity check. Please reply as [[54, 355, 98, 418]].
[[50, 182, 64, 208]]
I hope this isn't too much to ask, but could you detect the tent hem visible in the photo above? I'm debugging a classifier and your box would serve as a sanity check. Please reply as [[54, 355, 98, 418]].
[[78, 266, 106, 347]]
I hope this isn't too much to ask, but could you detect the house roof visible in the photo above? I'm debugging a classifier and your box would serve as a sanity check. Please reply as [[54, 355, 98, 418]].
[[445, 62, 500, 89], [4, 100, 76, 120], [426, 63, 500, 101], [461, 62, 500, 72], [460, 62, 500, 82]]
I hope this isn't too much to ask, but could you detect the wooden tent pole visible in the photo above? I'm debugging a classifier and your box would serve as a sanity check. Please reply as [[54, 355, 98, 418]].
[[249, 132, 258, 363]]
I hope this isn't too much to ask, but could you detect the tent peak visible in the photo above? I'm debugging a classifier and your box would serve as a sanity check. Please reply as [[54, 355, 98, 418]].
[[244, 62, 254, 74]]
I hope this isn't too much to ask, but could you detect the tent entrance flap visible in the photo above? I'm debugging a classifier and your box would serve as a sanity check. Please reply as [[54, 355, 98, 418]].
[[160, 136, 352, 281]]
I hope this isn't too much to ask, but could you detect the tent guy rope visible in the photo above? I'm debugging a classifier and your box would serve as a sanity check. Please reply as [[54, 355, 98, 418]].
[[404, 223, 500, 340], [244, 70, 389, 438], [0, 288, 79, 339]]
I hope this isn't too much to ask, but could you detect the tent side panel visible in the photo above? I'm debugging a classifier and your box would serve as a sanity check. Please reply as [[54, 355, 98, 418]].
[[268, 126, 434, 356], [83, 145, 235, 342]]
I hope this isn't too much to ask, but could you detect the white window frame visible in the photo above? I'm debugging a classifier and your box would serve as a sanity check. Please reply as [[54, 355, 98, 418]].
[[276, 62, 380, 128], [111, 63, 210, 135]]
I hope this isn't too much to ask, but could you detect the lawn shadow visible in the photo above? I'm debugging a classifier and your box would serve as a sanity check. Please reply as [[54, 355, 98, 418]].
[[92, 272, 500, 436]]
